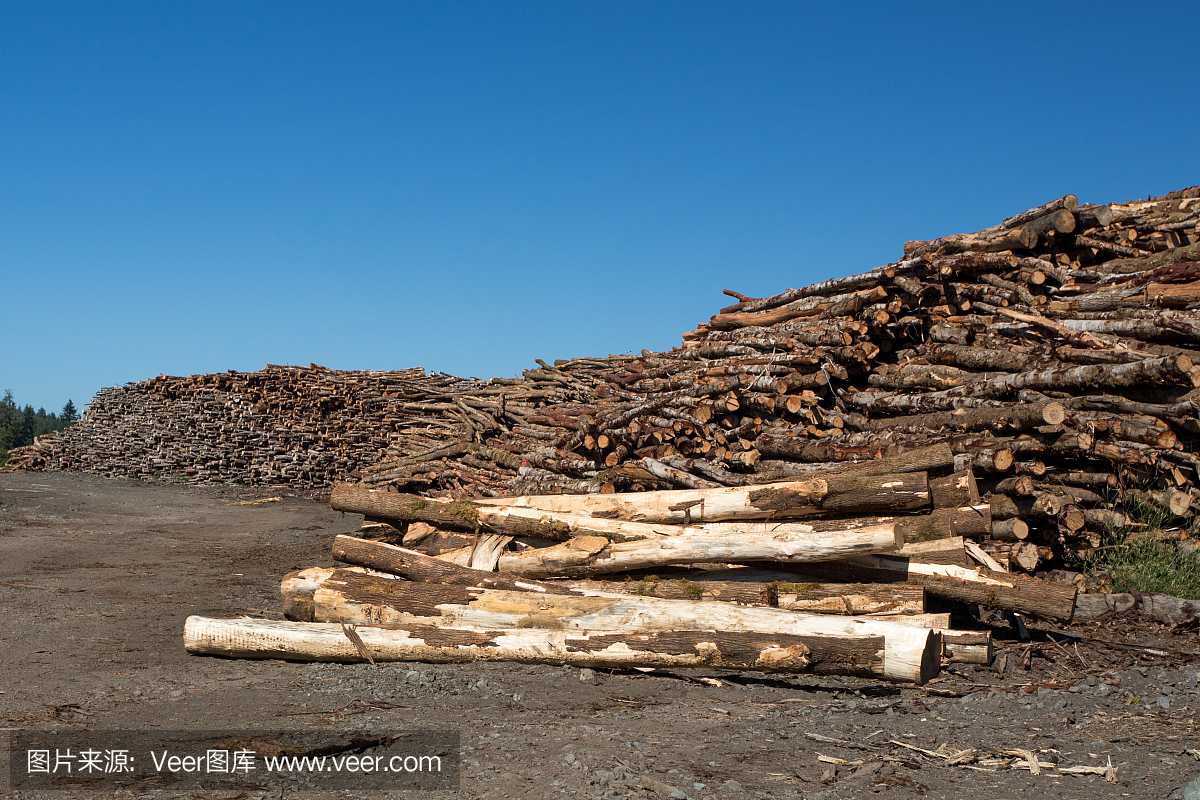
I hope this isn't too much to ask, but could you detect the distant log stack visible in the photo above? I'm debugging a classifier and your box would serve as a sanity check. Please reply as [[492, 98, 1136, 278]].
[[8, 187, 1200, 574]]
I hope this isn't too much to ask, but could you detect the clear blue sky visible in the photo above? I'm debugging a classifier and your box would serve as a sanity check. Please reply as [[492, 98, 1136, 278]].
[[3, 2, 1198, 414]]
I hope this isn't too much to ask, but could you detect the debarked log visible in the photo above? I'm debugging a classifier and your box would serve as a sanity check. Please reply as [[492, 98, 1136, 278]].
[[469, 472, 930, 523], [778, 556, 1077, 621], [773, 582, 925, 615], [183, 616, 889, 676], [270, 571, 940, 682], [334, 523, 902, 580], [560, 577, 778, 606], [664, 506, 990, 543], [678, 567, 985, 664], [286, 566, 780, 609], [334, 483, 918, 542], [493, 524, 901, 577]]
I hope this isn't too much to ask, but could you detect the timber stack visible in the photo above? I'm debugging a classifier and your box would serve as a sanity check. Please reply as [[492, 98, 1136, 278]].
[[187, 457, 1086, 681], [188, 473, 1048, 683], [8, 186, 1200, 576]]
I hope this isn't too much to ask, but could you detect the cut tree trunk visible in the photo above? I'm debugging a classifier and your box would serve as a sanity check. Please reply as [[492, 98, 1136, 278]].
[[469, 473, 930, 524], [824, 443, 956, 476], [330, 535, 577, 593], [184, 615, 889, 676], [772, 582, 925, 616], [991, 518, 1030, 542], [560, 577, 778, 606], [1073, 592, 1200, 626], [614, 505, 990, 544], [999, 195, 1079, 229], [929, 470, 980, 508], [334, 483, 921, 542], [904, 225, 1037, 256], [942, 632, 993, 666], [493, 523, 901, 578], [867, 402, 1065, 435], [275, 569, 941, 681], [898, 536, 974, 567], [895, 505, 992, 542], [916, 355, 1197, 402], [777, 557, 1077, 621]]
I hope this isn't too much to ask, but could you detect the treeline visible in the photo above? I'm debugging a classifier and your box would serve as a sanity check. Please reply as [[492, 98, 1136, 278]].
[[0, 392, 77, 464]]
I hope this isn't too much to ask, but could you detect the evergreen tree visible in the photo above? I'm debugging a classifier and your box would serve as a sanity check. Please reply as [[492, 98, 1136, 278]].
[[22, 405, 36, 445], [0, 392, 79, 463], [0, 391, 17, 453]]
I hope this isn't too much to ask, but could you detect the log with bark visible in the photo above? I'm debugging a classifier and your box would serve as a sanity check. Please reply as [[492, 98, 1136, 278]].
[[776, 556, 1077, 621], [184, 615, 891, 675], [275, 568, 942, 681], [467, 473, 931, 523], [773, 581, 925, 615]]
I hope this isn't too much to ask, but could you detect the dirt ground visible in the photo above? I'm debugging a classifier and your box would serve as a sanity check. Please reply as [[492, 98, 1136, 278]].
[[3, 471, 1200, 800]]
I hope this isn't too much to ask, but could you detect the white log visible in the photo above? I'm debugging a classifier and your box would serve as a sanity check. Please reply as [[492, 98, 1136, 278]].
[[472, 473, 929, 524], [465, 506, 918, 544], [183, 616, 896, 677], [293, 570, 938, 682], [494, 523, 900, 577]]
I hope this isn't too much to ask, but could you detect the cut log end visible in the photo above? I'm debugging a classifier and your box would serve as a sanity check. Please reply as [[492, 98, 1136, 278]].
[[1041, 402, 1066, 426]]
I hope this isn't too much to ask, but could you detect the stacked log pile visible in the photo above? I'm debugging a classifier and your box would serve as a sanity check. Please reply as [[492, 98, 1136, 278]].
[[1, 365, 498, 485], [355, 185, 1198, 573], [10, 187, 1200, 574], [186, 465, 1079, 682], [171, 185, 1200, 680]]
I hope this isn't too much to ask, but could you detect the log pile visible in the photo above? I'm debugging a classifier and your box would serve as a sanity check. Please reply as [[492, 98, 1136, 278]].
[[186, 471, 1081, 682], [10, 186, 1200, 575], [171, 185, 1200, 682], [1, 365, 499, 485]]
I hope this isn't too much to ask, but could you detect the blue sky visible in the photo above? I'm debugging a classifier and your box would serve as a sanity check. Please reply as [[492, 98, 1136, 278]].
[[3, 2, 1198, 413]]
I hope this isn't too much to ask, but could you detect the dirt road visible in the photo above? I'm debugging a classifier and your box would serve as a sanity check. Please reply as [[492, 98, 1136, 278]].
[[2, 471, 1199, 799]]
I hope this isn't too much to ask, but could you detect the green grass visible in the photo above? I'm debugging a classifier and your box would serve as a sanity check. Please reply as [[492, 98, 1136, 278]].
[[1079, 533, 1200, 598], [1070, 493, 1200, 599]]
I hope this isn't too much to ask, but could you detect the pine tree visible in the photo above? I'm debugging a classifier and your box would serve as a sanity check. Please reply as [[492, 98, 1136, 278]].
[[21, 405, 36, 447], [61, 399, 78, 423]]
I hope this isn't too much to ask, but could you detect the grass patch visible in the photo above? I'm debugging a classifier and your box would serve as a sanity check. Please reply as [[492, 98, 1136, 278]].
[[1070, 492, 1200, 599], [1078, 533, 1200, 599]]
